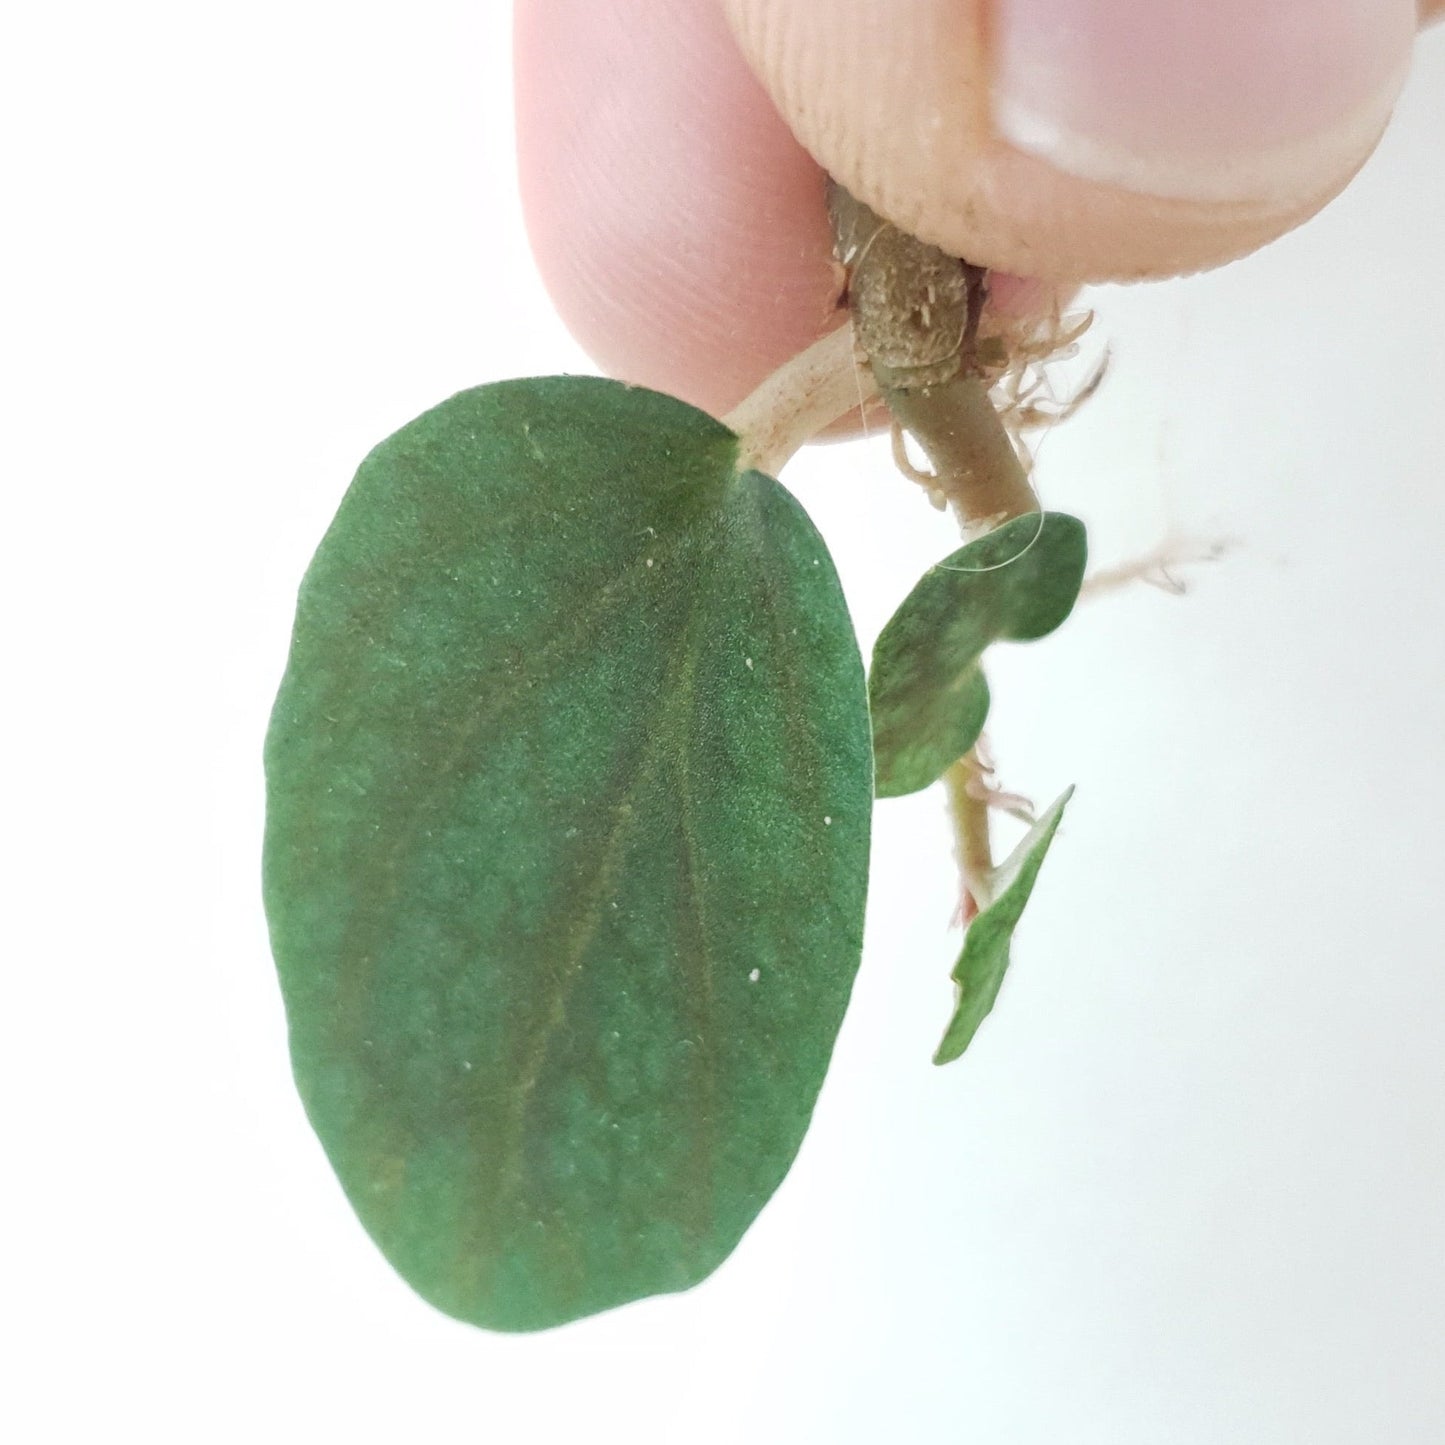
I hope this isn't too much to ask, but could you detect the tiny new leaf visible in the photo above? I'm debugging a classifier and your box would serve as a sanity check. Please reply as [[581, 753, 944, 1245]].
[[264, 378, 873, 1331], [869, 513, 1087, 797], [933, 788, 1073, 1065]]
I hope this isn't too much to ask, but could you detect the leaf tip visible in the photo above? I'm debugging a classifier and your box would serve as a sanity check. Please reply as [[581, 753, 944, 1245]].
[[931, 1036, 967, 1067], [930, 782, 1077, 1068]]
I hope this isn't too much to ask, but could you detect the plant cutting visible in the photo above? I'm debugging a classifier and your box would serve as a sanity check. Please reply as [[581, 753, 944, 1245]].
[[261, 174, 1142, 1331]]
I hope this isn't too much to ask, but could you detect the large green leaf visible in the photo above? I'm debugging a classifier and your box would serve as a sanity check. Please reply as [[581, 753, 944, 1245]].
[[264, 378, 872, 1331], [870, 513, 1087, 797], [934, 788, 1073, 1065]]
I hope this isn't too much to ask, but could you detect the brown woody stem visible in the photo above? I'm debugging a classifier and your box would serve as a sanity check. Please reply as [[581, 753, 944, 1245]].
[[827, 182, 1037, 534]]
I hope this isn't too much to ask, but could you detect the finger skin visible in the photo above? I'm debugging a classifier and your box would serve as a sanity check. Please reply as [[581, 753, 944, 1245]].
[[517, 0, 1431, 412], [515, 0, 842, 419], [722, 0, 1417, 283], [515, 0, 1061, 419]]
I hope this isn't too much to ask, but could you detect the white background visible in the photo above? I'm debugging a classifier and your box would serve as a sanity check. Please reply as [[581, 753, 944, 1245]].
[[6, 5, 1444, 1441]]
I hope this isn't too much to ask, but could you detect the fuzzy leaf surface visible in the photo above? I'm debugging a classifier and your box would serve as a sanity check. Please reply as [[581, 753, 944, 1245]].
[[870, 513, 1087, 797], [934, 788, 1073, 1065], [264, 378, 872, 1331]]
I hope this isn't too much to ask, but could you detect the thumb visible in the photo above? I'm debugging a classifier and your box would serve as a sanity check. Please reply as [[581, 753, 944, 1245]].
[[723, 0, 1420, 283]]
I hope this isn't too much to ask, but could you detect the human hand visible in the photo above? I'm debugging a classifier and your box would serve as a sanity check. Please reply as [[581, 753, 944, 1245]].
[[516, 1, 1440, 419]]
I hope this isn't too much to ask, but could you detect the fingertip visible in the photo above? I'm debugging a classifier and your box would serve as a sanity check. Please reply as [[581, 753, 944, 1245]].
[[723, 0, 1418, 283], [515, 0, 844, 418]]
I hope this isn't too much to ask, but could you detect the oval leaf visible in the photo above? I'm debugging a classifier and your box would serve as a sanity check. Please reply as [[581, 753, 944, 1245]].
[[934, 788, 1073, 1065], [870, 512, 1087, 797], [264, 378, 872, 1331]]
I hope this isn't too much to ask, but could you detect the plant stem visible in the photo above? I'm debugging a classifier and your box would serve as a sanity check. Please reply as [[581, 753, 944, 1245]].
[[827, 183, 1037, 533], [829, 182, 1044, 907], [944, 757, 995, 918], [723, 323, 879, 478]]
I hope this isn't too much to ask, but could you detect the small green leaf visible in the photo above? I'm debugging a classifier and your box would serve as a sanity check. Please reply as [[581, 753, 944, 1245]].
[[933, 788, 1073, 1065], [869, 513, 1087, 797], [264, 377, 872, 1331]]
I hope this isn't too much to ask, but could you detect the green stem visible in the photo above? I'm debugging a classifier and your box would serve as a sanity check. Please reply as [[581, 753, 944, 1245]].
[[885, 376, 1037, 532], [944, 758, 995, 918]]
